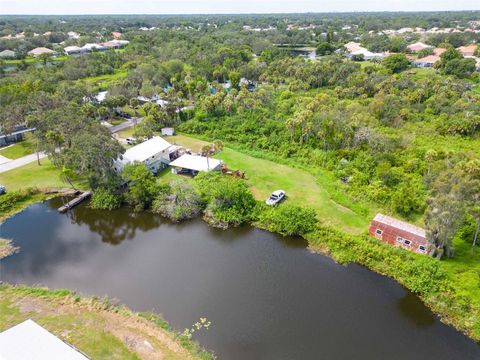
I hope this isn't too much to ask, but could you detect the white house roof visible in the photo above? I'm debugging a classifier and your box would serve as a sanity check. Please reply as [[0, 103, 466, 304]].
[[82, 43, 106, 50], [0, 319, 89, 360], [373, 213, 426, 238], [64, 46, 83, 52], [0, 49, 15, 57], [123, 136, 172, 163], [28, 47, 57, 56], [170, 154, 222, 172], [95, 91, 108, 102]]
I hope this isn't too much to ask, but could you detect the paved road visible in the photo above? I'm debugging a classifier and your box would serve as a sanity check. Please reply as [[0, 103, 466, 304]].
[[0, 152, 46, 174], [109, 117, 142, 134], [0, 155, 10, 165]]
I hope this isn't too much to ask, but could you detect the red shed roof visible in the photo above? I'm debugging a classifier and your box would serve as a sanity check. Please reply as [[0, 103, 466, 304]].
[[373, 213, 426, 238]]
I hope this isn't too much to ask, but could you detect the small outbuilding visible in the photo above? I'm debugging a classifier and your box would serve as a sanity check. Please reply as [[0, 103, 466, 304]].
[[170, 154, 222, 175], [161, 127, 174, 136], [369, 213, 428, 254], [0, 319, 90, 360]]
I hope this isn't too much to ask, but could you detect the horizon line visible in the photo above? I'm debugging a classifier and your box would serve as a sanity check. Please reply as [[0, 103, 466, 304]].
[[2, 9, 480, 16]]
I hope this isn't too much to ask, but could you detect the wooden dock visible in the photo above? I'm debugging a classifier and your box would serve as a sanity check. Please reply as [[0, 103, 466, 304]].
[[58, 191, 92, 213]]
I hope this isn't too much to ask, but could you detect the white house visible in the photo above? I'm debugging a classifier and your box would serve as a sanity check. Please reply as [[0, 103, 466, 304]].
[[64, 46, 86, 55], [169, 154, 222, 175], [0, 49, 16, 58], [0, 319, 89, 360], [114, 136, 176, 174], [28, 47, 58, 57], [81, 43, 108, 52]]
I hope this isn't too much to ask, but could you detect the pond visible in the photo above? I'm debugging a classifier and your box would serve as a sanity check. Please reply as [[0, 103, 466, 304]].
[[1, 199, 479, 359]]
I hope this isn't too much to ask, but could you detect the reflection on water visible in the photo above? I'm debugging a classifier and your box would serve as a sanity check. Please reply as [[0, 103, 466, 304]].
[[398, 292, 435, 327], [1, 199, 479, 360]]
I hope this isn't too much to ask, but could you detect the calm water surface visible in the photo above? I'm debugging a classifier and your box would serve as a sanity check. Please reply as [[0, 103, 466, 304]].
[[1, 199, 479, 360]]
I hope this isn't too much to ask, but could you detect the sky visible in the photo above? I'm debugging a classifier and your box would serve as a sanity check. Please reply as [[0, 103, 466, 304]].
[[1, 0, 480, 15]]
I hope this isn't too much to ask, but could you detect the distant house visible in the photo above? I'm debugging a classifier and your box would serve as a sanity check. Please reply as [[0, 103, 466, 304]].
[[114, 136, 178, 174], [161, 127, 175, 136], [457, 44, 478, 57], [67, 31, 81, 39], [28, 47, 58, 57], [343, 41, 364, 53], [170, 154, 222, 176], [64, 46, 86, 55], [406, 42, 432, 53], [0, 127, 35, 147], [0, 49, 16, 58], [82, 43, 107, 52], [0, 50, 16, 58], [111, 31, 122, 38], [369, 213, 428, 254], [0, 319, 90, 360], [412, 54, 441, 68]]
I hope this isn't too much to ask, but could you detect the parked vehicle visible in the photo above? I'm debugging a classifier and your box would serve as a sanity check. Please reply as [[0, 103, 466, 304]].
[[126, 138, 136, 145], [0, 185, 6, 195], [266, 190, 285, 206]]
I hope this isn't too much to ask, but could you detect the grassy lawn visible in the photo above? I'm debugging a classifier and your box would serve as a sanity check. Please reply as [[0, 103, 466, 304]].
[[441, 238, 480, 314], [116, 126, 137, 139], [0, 136, 36, 160], [160, 134, 368, 233], [0, 159, 86, 191], [218, 147, 369, 233], [80, 70, 128, 89], [168, 134, 211, 152], [0, 285, 209, 360]]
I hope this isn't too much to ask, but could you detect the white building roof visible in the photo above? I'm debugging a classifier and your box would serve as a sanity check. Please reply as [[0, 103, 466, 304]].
[[123, 136, 172, 163], [28, 47, 57, 56], [95, 91, 108, 102], [169, 154, 222, 172], [373, 213, 426, 238], [82, 43, 106, 51], [64, 46, 83, 52], [0, 319, 89, 360]]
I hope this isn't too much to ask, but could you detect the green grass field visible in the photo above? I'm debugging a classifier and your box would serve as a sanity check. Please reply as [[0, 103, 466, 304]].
[[160, 134, 369, 233], [0, 159, 86, 191], [0, 136, 36, 160]]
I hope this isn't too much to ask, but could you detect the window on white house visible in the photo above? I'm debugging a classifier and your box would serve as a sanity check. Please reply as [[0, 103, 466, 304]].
[[375, 229, 382, 235]]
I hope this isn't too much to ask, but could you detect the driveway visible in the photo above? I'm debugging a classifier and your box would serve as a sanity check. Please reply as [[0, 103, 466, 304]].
[[0, 152, 46, 174], [109, 117, 143, 134]]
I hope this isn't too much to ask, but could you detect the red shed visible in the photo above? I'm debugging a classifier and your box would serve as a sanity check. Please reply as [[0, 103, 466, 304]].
[[369, 213, 428, 254]]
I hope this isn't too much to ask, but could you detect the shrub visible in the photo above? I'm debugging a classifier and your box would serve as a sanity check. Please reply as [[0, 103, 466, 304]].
[[153, 180, 204, 221], [91, 187, 122, 210], [121, 162, 159, 211], [195, 172, 256, 228], [256, 204, 318, 236], [0, 191, 30, 213]]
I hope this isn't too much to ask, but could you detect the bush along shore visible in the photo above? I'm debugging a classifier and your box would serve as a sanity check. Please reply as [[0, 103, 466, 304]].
[[89, 167, 480, 343]]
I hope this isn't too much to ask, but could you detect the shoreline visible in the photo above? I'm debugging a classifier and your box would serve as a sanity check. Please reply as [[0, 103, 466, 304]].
[[0, 284, 213, 359], [1, 193, 479, 350]]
